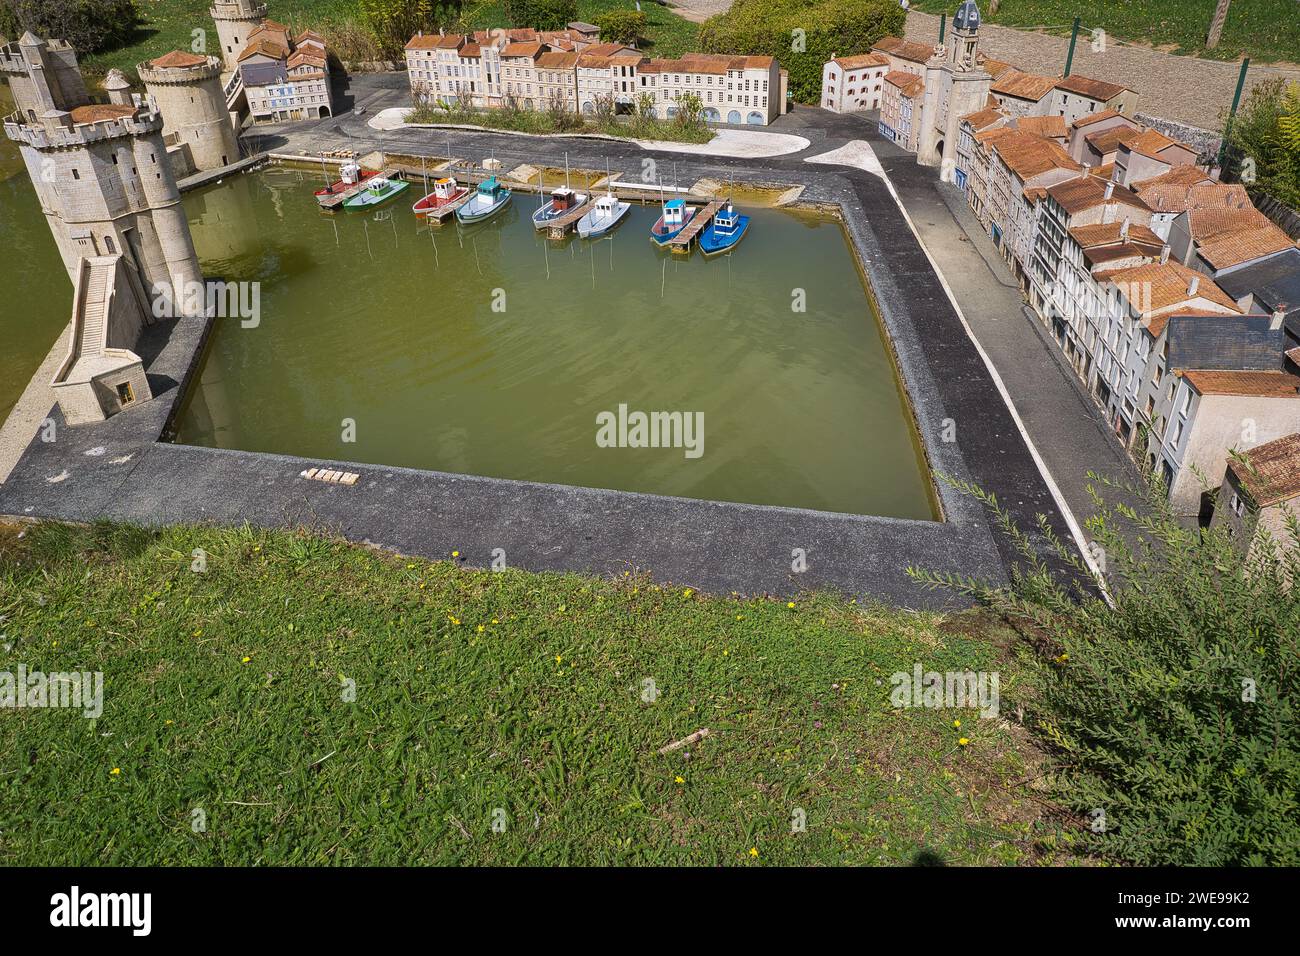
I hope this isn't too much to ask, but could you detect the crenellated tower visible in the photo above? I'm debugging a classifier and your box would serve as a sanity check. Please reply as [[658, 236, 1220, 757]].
[[1, 31, 203, 301], [138, 51, 241, 171], [209, 0, 268, 74]]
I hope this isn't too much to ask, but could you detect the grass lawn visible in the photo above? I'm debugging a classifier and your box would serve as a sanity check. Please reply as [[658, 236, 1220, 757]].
[[0, 521, 1077, 866], [77, 0, 699, 76], [907, 0, 1300, 63]]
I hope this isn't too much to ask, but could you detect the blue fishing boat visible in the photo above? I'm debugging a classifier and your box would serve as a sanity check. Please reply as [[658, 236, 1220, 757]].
[[650, 198, 695, 246], [341, 176, 409, 210], [456, 176, 512, 224], [698, 200, 750, 256]]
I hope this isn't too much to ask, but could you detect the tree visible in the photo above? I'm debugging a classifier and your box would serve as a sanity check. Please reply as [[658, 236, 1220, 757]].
[[504, 0, 577, 32], [594, 10, 647, 47], [699, 0, 905, 104], [1206, 0, 1231, 50], [0, 0, 138, 55], [1227, 78, 1300, 209], [358, 0, 460, 58]]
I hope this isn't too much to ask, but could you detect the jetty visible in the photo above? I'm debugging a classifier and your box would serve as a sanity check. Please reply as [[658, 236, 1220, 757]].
[[668, 198, 726, 252], [544, 198, 596, 239]]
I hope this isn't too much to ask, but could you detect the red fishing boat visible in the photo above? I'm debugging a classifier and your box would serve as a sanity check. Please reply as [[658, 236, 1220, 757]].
[[413, 176, 469, 215], [314, 161, 375, 200]]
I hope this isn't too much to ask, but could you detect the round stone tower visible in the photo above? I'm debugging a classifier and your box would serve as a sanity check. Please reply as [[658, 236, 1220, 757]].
[[209, 0, 268, 74], [103, 68, 134, 106], [138, 51, 240, 171], [1, 32, 203, 308]]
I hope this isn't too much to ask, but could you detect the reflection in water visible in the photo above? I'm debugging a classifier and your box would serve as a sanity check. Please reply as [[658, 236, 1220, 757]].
[[175, 167, 934, 519]]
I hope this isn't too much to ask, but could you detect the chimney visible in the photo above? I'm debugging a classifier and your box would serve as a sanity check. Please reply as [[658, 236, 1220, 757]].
[[1187, 275, 1200, 297], [1080, 161, 1091, 181], [1120, 217, 1130, 240], [1104, 180, 1114, 200], [1272, 304, 1289, 330], [1160, 244, 1170, 264]]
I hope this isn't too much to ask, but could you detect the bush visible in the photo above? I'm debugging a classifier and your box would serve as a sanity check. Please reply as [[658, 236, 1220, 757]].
[[594, 10, 648, 46], [504, 0, 578, 32], [698, 0, 905, 104], [0, 0, 138, 55], [1226, 77, 1300, 211], [911, 474, 1300, 865]]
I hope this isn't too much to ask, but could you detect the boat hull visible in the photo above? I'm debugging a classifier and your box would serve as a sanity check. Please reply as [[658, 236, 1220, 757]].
[[531, 193, 588, 228], [456, 190, 513, 224], [576, 201, 630, 238], [342, 179, 410, 210], [649, 208, 696, 246], [699, 215, 751, 256], [413, 188, 467, 214]]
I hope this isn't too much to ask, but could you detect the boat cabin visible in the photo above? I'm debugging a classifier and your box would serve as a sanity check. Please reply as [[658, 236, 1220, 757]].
[[594, 194, 618, 215], [713, 202, 739, 233], [366, 178, 390, 195], [479, 177, 502, 197], [340, 162, 362, 186], [433, 177, 458, 201], [663, 198, 687, 227], [549, 187, 577, 212]]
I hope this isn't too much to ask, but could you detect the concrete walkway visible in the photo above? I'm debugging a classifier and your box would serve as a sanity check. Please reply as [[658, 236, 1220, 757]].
[[0, 322, 68, 484], [812, 127, 1142, 531]]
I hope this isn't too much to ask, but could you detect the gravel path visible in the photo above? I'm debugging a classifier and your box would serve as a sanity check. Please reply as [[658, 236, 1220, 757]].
[[902, 11, 1299, 132], [664, 3, 1300, 132]]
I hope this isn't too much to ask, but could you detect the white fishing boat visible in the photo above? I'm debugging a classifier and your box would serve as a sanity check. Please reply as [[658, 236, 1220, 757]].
[[577, 192, 630, 238]]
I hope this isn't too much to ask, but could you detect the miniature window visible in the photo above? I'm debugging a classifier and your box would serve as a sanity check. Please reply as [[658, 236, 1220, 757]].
[[116, 382, 135, 405]]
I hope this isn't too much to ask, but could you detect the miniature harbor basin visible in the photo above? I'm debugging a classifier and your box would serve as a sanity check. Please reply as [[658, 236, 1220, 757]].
[[171, 167, 934, 519]]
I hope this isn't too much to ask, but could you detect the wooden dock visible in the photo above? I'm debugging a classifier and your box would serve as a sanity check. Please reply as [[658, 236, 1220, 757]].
[[668, 199, 726, 252], [317, 166, 404, 211], [420, 189, 474, 222], [545, 199, 596, 239]]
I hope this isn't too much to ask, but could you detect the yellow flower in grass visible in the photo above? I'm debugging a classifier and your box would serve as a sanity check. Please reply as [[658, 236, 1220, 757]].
[[241, 656, 251, 663], [555, 655, 562, 664], [682, 588, 693, 599], [451, 550, 460, 558], [787, 602, 796, 609], [958, 737, 969, 747], [748, 847, 758, 858], [476, 625, 485, 633], [110, 768, 121, 776], [953, 719, 961, 729], [675, 776, 685, 784]]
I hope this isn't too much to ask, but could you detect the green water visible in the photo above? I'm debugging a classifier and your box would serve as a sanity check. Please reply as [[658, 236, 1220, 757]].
[[0, 86, 70, 425], [170, 167, 934, 519]]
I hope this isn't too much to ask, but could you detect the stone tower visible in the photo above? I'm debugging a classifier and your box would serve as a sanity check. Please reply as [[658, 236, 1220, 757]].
[[210, 0, 268, 74], [917, 0, 992, 170], [0, 32, 203, 305], [138, 51, 241, 171]]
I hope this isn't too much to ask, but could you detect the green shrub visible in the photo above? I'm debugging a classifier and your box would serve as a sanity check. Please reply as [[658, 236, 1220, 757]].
[[911, 474, 1300, 865], [1226, 77, 1300, 210], [0, 0, 138, 55], [698, 0, 905, 104], [503, 0, 578, 32], [594, 10, 648, 46]]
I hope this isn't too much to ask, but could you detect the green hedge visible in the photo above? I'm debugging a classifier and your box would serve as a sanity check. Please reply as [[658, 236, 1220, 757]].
[[503, 0, 578, 32], [698, 0, 905, 104], [594, 10, 648, 47]]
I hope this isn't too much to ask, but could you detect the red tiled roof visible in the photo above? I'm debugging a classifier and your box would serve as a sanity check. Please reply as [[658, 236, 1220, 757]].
[[1197, 225, 1296, 270], [1093, 260, 1240, 314], [69, 104, 136, 123], [833, 52, 890, 70], [237, 37, 289, 62], [1072, 108, 1127, 129], [1183, 370, 1300, 399], [872, 36, 936, 64], [883, 70, 924, 98], [993, 130, 1081, 180], [991, 69, 1058, 102], [978, 56, 1014, 79], [1047, 174, 1149, 215], [1070, 221, 1164, 248], [1138, 181, 1248, 215], [1055, 74, 1130, 101], [149, 50, 208, 69], [1015, 114, 1068, 140], [960, 106, 1008, 130], [1085, 124, 1142, 155], [500, 41, 543, 58], [1228, 433, 1300, 506]]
